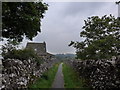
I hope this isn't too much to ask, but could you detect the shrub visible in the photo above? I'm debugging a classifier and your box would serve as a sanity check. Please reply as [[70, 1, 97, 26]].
[[2, 48, 43, 64]]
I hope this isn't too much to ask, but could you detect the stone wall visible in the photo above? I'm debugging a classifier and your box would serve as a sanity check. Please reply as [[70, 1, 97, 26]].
[[0, 60, 2, 89], [1, 58, 58, 89], [66, 57, 120, 89]]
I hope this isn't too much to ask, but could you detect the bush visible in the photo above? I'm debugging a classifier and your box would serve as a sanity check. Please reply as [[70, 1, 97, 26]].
[[2, 48, 43, 64]]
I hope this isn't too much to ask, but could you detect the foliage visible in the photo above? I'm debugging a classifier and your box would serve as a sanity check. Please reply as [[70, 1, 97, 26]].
[[2, 39, 19, 57], [2, 44, 43, 64], [116, 1, 120, 4], [3, 48, 31, 60], [55, 54, 76, 60], [69, 15, 120, 60], [2, 2, 48, 42]]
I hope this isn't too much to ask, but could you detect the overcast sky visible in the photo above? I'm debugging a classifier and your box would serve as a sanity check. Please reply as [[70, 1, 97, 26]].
[[20, 2, 118, 54]]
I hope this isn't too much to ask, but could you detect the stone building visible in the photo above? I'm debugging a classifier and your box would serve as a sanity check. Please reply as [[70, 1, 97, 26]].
[[26, 42, 54, 59]]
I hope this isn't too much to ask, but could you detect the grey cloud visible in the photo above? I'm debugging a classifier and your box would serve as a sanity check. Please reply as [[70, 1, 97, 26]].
[[62, 2, 113, 17], [21, 2, 117, 54]]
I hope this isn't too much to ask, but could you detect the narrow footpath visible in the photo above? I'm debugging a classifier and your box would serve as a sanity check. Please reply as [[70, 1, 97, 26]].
[[52, 63, 64, 88]]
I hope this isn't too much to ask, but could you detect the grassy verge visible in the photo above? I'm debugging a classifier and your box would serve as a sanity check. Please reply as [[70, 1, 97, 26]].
[[28, 63, 59, 88], [62, 63, 90, 89]]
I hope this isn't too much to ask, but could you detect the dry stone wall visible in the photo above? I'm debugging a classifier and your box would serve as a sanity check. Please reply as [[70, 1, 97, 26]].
[[66, 57, 120, 89], [1, 58, 58, 89]]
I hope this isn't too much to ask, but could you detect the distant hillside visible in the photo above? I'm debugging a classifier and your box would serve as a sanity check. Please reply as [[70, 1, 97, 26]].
[[55, 54, 76, 60]]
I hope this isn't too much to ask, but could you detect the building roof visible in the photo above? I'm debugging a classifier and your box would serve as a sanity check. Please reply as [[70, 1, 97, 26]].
[[26, 42, 54, 57], [26, 42, 46, 53]]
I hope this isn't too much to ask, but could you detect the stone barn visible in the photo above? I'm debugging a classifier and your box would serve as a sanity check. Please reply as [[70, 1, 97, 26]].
[[26, 42, 54, 59]]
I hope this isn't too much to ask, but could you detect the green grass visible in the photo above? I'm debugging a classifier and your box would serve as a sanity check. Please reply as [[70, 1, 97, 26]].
[[62, 63, 90, 89], [28, 63, 59, 88]]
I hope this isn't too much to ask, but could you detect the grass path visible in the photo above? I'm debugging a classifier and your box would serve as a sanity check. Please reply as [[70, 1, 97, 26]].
[[62, 63, 89, 89], [28, 63, 59, 88], [52, 63, 64, 88], [28, 62, 90, 89]]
